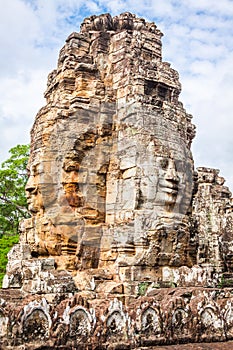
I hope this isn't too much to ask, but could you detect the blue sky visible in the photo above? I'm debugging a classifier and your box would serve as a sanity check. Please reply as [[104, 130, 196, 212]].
[[0, 0, 233, 190]]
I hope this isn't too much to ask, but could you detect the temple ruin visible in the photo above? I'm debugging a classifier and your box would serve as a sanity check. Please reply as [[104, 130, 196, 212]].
[[0, 12, 233, 349]]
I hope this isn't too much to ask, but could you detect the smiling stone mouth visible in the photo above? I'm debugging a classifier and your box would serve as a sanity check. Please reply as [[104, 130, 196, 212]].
[[162, 188, 178, 195], [159, 181, 179, 193]]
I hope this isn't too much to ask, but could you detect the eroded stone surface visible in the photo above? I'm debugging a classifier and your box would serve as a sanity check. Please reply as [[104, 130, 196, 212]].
[[1, 12, 233, 349], [0, 287, 233, 349], [5, 11, 197, 288]]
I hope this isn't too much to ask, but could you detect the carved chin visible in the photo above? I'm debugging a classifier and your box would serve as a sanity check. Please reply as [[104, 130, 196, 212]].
[[156, 191, 178, 207], [28, 200, 41, 213], [164, 194, 178, 207]]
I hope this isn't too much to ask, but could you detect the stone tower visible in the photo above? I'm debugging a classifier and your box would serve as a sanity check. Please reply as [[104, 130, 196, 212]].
[[1, 13, 233, 349]]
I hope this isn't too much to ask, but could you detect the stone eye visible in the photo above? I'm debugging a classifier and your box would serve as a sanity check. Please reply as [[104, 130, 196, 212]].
[[160, 158, 169, 170]]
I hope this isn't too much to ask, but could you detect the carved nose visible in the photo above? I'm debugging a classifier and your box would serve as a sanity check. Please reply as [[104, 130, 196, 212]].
[[25, 177, 38, 195], [165, 160, 179, 182]]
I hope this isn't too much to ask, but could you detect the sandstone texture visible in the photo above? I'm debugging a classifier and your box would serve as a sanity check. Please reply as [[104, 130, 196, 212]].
[[0, 12, 233, 349]]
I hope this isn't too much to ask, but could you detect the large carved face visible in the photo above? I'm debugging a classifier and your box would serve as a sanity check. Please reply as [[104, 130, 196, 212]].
[[26, 107, 193, 220], [108, 108, 193, 226], [154, 151, 193, 215], [155, 155, 180, 207], [24, 102, 193, 271], [25, 163, 43, 213], [25, 156, 60, 216], [104, 106, 194, 263]]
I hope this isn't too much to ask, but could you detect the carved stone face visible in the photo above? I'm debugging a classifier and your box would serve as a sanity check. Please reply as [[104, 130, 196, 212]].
[[154, 153, 193, 216], [25, 163, 43, 213], [22, 14, 195, 271], [155, 156, 180, 206], [110, 122, 193, 224], [24, 104, 193, 266]]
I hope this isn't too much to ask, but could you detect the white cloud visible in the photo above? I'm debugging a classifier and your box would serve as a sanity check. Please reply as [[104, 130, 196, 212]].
[[0, 0, 232, 191], [84, 1, 101, 12], [181, 0, 233, 16]]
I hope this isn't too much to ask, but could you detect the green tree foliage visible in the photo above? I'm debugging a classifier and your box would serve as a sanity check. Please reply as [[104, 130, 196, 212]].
[[0, 235, 19, 285], [0, 144, 30, 286], [0, 144, 30, 236]]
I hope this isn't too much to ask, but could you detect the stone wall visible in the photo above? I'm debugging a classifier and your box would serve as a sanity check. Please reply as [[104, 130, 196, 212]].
[[1, 287, 233, 349], [1, 12, 233, 348]]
